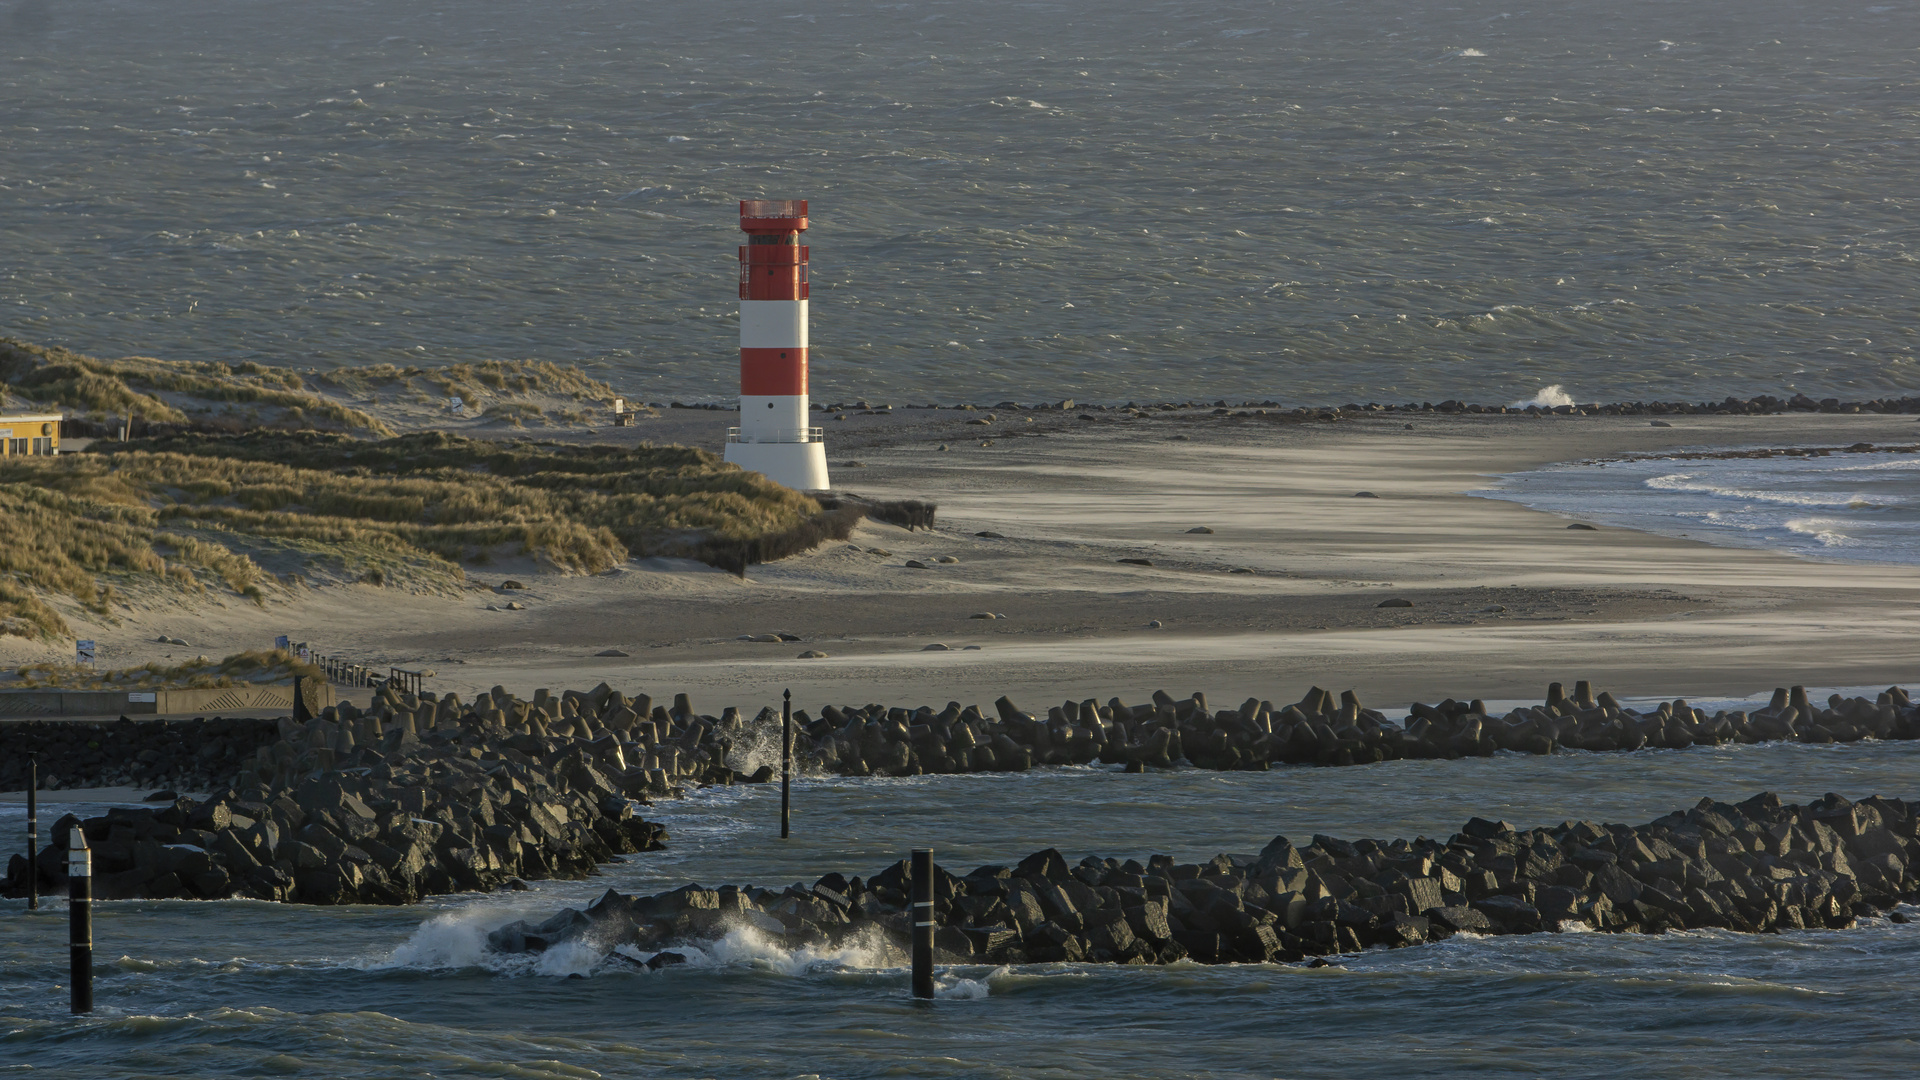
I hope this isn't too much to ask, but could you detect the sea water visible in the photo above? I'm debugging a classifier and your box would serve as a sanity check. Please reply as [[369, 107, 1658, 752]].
[[5, 740, 1920, 1078], [1479, 448, 1920, 567], [2, 0, 1918, 405]]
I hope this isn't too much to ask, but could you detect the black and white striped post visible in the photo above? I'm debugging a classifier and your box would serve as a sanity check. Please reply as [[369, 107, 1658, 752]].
[[25, 755, 37, 911], [69, 827, 92, 1014], [780, 689, 792, 840], [911, 848, 934, 1000]]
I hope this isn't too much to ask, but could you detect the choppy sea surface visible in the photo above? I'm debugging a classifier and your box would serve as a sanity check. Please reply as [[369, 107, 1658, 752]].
[[3, 0, 1918, 405], [6, 722, 1920, 1079], [1479, 448, 1920, 566]]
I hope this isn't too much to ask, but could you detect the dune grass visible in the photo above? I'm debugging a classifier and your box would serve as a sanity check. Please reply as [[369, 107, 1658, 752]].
[[0, 338, 624, 434], [315, 358, 619, 412], [0, 430, 825, 639], [0, 337, 392, 434], [8, 648, 325, 690]]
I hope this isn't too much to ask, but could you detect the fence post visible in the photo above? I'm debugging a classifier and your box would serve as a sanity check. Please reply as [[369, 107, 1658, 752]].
[[69, 827, 92, 1014], [781, 689, 792, 839], [911, 848, 934, 999], [25, 755, 37, 911]]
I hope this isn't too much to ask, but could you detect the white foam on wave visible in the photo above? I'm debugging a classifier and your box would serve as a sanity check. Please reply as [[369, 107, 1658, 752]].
[[1510, 385, 1574, 408], [366, 904, 528, 972], [1476, 450, 1920, 567], [1645, 472, 1885, 510], [1785, 517, 1853, 547], [534, 940, 609, 977], [683, 923, 907, 975], [1458, 48, 1488, 57]]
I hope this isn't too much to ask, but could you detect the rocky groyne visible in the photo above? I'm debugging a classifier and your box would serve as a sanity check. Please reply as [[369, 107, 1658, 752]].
[[2, 699, 669, 904], [244, 678, 1920, 786], [782, 682, 1920, 774], [489, 792, 1920, 969], [5, 679, 1914, 907]]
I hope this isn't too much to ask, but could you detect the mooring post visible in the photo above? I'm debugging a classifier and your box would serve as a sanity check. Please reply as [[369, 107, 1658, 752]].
[[69, 827, 92, 1014], [26, 755, 38, 911], [911, 848, 934, 1000], [781, 689, 792, 839]]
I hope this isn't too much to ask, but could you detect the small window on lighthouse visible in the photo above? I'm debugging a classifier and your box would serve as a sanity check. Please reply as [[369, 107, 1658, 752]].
[[768, 402, 775, 408]]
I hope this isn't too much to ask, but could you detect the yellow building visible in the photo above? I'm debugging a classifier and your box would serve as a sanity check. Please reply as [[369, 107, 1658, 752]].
[[0, 415, 62, 456]]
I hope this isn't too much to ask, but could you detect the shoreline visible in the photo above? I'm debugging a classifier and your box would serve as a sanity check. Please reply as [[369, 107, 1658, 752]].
[[6, 411, 1917, 708]]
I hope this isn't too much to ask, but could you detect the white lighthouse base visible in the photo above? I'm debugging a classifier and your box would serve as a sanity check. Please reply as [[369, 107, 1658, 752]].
[[725, 440, 831, 492]]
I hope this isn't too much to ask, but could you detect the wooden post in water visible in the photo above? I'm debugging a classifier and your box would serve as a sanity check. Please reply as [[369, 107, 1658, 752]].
[[69, 827, 92, 1014], [911, 848, 934, 1000], [25, 755, 37, 911], [781, 689, 792, 839]]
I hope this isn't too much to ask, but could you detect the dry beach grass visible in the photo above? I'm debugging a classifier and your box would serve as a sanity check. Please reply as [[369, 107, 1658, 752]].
[[0, 430, 834, 639]]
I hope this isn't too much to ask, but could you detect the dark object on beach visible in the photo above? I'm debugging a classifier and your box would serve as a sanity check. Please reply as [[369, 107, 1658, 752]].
[[1187, 527, 1214, 534], [144, 790, 178, 802], [975, 531, 1005, 538], [1650, 420, 1672, 427], [595, 649, 631, 658], [905, 559, 930, 569], [487, 791, 1916, 971], [1377, 598, 1413, 608], [500, 580, 527, 590], [1567, 523, 1598, 531], [1353, 491, 1380, 498], [1118, 558, 1154, 567]]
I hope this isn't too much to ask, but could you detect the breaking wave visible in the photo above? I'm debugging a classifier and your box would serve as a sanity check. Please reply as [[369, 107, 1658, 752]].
[[1511, 385, 1576, 409]]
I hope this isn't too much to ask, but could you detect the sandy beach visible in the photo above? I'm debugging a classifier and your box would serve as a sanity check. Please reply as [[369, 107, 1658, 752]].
[[24, 408, 1916, 713]]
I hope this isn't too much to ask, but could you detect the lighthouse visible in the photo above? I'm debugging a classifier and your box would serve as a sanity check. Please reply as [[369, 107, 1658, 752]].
[[724, 199, 829, 491]]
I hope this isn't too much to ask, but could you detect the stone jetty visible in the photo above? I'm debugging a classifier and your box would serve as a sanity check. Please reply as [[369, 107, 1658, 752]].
[[5, 679, 1915, 906], [2, 695, 668, 904], [489, 792, 1920, 968]]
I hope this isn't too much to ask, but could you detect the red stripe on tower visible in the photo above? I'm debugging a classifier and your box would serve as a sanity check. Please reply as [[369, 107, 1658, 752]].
[[723, 200, 829, 491], [740, 348, 809, 396]]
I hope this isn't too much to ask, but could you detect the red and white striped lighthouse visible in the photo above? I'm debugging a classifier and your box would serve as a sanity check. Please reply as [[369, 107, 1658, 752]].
[[724, 199, 829, 491]]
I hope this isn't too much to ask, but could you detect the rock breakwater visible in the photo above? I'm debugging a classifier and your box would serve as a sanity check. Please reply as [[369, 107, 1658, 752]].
[[489, 792, 1920, 969], [6, 679, 1914, 907], [777, 681, 1917, 775], [2, 694, 668, 904]]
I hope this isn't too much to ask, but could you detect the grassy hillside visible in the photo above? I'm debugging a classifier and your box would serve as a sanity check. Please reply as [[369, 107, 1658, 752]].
[[0, 338, 623, 434], [0, 337, 392, 434], [0, 431, 835, 639]]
